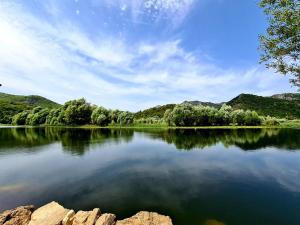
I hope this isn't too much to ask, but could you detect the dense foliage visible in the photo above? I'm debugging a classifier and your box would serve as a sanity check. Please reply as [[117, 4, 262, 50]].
[[164, 103, 263, 126], [10, 98, 135, 127], [259, 0, 300, 87]]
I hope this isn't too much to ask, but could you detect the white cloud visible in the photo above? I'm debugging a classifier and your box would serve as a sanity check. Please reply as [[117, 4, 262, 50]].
[[0, 1, 296, 111], [91, 0, 195, 26]]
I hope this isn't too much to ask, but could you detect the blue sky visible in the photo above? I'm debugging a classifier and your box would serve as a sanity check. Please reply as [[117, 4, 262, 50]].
[[0, 0, 296, 111]]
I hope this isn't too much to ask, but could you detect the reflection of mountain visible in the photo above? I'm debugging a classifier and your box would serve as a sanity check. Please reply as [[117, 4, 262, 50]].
[[0, 127, 299, 154]]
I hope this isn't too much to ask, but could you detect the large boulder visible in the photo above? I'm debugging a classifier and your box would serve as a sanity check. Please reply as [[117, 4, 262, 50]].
[[95, 213, 116, 225], [28, 201, 69, 225], [116, 212, 172, 225], [0, 205, 34, 225]]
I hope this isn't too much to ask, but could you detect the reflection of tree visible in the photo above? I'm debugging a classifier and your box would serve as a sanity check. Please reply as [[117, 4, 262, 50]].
[[0, 127, 299, 153], [0, 127, 54, 150], [138, 128, 299, 151], [0, 127, 134, 155]]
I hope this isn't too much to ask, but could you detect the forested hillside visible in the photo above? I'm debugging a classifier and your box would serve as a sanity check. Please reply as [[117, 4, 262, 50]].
[[0, 92, 60, 124], [228, 94, 300, 119]]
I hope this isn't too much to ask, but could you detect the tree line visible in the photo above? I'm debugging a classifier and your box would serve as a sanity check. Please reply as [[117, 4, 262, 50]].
[[10, 98, 278, 127], [12, 98, 134, 126]]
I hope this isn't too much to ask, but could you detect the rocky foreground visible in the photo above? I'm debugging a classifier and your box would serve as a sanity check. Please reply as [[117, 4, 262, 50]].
[[0, 202, 172, 225]]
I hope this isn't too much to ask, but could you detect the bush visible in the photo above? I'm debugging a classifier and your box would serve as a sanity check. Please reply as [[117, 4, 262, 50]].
[[263, 116, 280, 126]]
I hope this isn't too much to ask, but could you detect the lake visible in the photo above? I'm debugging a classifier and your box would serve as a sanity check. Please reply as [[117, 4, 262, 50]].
[[0, 127, 300, 225]]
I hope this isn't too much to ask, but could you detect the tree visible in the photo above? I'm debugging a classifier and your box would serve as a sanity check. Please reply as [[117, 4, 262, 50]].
[[46, 108, 63, 125], [26, 108, 50, 125], [163, 109, 172, 126], [62, 98, 92, 125], [117, 111, 134, 125], [91, 106, 110, 126], [259, 0, 300, 87], [12, 111, 30, 125]]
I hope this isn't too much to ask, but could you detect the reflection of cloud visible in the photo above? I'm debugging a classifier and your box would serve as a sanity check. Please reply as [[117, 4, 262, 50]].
[[0, 183, 25, 193]]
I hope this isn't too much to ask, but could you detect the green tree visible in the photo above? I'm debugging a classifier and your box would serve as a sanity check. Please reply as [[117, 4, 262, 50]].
[[12, 111, 30, 125], [163, 109, 172, 126], [26, 108, 50, 125], [46, 108, 63, 125], [117, 111, 134, 125], [259, 0, 300, 87], [63, 98, 92, 125], [91, 106, 110, 126]]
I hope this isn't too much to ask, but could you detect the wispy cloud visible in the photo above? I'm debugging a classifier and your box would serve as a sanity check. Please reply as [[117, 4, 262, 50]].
[[0, 1, 295, 111]]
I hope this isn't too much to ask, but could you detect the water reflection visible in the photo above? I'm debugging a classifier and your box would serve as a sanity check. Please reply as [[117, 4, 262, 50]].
[[0, 127, 300, 154], [0, 127, 300, 225]]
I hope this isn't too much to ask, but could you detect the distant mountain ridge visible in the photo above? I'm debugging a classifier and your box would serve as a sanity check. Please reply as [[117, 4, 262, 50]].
[[0, 92, 60, 124], [136, 93, 300, 119]]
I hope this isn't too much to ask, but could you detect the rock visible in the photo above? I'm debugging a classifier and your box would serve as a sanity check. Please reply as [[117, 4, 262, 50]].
[[62, 210, 75, 225], [28, 201, 69, 225], [72, 208, 100, 225], [95, 213, 116, 225], [85, 208, 100, 225], [0, 205, 34, 225], [72, 211, 90, 225], [116, 212, 172, 225]]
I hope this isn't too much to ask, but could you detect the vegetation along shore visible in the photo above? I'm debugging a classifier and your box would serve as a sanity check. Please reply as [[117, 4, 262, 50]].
[[1, 92, 300, 128]]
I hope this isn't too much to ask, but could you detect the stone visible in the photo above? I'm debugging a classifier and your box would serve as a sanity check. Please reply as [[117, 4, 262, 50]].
[[95, 213, 116, 225], [115, 211, 172, 225], [85, 208, 100, 225], [62, 210, 75, 225], [0, 205, 34, 225], [28, 201, 69, 225], [72, 211, 90, 225]]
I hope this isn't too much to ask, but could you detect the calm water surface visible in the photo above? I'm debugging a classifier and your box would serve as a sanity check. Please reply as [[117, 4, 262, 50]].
[[0, 127, 300, 225]]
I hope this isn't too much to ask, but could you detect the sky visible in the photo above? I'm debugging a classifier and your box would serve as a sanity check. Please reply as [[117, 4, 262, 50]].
[[0, 0, 297, 111]]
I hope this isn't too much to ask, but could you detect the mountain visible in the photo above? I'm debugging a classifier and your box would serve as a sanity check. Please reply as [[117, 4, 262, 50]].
[[135, 93, 300, 119], [271, 93, 300, 101], [182, 101, 222, 108], [135, 104, 176, 119], [0, 92, 60, 124], [228, 94, 300, 119]]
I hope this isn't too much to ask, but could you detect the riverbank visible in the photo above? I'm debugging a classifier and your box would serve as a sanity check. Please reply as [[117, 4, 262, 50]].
[[0, 202, 173, 225]]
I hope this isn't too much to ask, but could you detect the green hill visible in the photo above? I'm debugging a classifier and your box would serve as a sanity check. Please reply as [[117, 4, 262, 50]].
[[135, 93, 300, 120], [228, 94, 300, 119], [0, 92, 60, 124], [135, 104, 176, 119]]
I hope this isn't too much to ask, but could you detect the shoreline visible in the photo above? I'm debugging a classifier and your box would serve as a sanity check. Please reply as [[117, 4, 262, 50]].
[[0, 202, 173, 225], [1, 124, 300, 129]]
